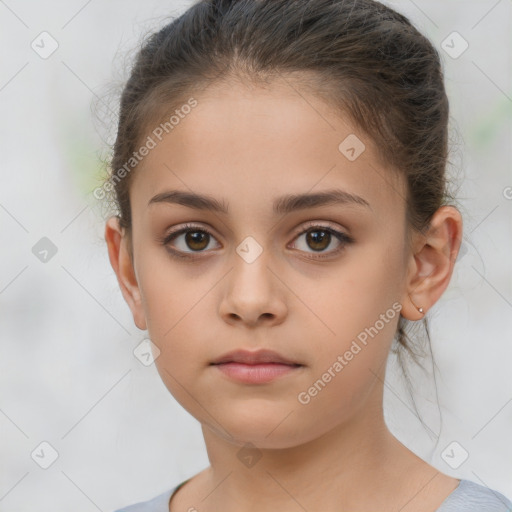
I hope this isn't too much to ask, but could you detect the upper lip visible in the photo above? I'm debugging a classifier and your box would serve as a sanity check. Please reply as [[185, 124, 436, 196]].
[[211, 349, 302, 366]]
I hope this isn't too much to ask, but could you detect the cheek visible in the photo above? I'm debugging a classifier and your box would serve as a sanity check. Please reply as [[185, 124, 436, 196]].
[[302, 246, 403, 388], [305, 251, 402, 342], [135, 251, 208, 357], [143, 284, 214, 409]]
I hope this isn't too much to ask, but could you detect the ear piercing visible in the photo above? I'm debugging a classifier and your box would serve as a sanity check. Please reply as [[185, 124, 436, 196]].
[[409, 295, 424, 314]]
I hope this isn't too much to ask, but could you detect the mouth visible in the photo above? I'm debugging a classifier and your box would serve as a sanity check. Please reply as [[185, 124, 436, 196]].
[[211, 361, 303, 384], [210, 349, 303, 384]]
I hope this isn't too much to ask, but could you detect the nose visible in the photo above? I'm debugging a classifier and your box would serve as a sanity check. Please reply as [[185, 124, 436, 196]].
[[218, 249, 288, 328]]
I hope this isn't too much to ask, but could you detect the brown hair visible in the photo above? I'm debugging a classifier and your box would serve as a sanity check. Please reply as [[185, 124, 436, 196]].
[[102, 0, 459, 431]]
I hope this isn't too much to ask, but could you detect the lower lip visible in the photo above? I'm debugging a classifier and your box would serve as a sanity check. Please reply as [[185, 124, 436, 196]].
[[212, 362, 302, 384]]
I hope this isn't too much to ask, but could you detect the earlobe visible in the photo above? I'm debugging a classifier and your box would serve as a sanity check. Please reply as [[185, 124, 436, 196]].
[[104, 216, 147, 331], [401, 206, 463, 321]]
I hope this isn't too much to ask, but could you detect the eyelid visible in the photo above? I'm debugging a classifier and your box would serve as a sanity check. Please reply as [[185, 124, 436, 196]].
[[158, 222, 221, 261], [291, 219, 351, 238], [159, 222, 219, 246], [288, 221, 354, 258]]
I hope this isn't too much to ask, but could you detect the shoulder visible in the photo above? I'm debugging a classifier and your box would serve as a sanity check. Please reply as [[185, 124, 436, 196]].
[[437, 479, 512, 512], [111, 485, 178, 512]]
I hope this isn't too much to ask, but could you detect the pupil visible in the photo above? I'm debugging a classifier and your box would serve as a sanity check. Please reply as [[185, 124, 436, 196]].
[[186, 231, 208, 251], [307, 230, 330, 251]]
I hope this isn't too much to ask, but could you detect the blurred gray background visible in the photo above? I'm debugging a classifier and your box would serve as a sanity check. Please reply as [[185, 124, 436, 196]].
[[1, 1, 511, 510]]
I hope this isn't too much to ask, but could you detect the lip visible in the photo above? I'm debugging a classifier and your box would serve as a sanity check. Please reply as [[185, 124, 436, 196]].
[[210, 349, 302, 366], [213, 362, 302, 384]]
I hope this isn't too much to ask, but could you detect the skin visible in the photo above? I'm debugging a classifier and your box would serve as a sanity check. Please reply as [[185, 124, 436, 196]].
[[105, 76, 463, 512]]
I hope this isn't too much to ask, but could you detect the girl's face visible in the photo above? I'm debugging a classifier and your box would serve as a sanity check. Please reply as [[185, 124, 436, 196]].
[[121, 78, 415, 448]]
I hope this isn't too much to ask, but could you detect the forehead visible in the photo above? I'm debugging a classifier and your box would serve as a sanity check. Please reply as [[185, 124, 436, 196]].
[[131, 78, 406, 220]]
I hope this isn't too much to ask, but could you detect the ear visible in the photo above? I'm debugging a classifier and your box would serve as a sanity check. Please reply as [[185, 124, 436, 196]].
[[401, 206, 463, 321], [104, 216, 147, 330]]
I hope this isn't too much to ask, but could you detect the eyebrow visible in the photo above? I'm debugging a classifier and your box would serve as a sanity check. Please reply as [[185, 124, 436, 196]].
[[147, 188, 371, 214]]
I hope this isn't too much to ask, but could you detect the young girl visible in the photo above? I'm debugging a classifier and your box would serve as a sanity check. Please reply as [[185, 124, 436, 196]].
[[103, 0, 512, 510]]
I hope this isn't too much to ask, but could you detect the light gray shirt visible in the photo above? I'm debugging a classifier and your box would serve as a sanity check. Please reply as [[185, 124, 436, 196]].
[[113, 478, 512, 511]]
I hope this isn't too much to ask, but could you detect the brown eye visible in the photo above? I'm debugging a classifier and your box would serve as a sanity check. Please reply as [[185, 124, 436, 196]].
[[291, 224, 354, 259], [305, 229, 331, 251], [184, 230, 210, 251], [161, 223, 220, 257]]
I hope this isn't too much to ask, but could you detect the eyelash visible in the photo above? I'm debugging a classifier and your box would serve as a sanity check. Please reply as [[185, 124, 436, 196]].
[[159, 222, 354, 261]]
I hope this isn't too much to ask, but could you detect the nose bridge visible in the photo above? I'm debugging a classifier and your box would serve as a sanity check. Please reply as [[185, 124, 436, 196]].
[[219, 234, 287, 325], [231, 234, 274, 299]]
